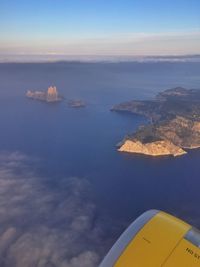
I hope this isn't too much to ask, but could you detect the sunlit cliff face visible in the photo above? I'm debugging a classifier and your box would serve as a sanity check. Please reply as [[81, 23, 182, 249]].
[[0, 152, 116, 267], [47, 86, 58, 100]]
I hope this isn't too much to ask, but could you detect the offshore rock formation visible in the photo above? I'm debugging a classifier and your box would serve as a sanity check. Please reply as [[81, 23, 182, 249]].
[[112, 87, 200, 157], [46, 86, 58, 102], [26, 86, 62, 102], [67, 100, 86, 108]]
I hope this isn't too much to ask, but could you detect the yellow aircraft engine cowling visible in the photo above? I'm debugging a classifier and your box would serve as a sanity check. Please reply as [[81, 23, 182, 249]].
[[99, 210, 200, 267]]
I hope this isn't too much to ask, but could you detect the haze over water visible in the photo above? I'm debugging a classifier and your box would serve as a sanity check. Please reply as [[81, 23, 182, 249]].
[[0, 61, 200, 266]]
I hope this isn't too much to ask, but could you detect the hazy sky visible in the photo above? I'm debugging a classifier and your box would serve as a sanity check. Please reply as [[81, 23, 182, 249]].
[[0, 0, 200, 56]]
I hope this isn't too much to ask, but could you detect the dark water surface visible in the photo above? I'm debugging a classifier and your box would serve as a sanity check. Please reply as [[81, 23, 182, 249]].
[[0, 62, 200, 263]]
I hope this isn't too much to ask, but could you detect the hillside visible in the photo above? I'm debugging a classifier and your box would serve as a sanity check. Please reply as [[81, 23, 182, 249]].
[[112, 87, 200, 156]]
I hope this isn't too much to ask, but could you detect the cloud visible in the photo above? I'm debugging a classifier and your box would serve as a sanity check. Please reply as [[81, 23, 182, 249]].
[[1, 30, 200, 57], [0, 151, 116, 267]]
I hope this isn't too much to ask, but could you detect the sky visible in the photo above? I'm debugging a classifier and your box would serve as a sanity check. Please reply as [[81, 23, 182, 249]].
[[0, 0, 200, 57]]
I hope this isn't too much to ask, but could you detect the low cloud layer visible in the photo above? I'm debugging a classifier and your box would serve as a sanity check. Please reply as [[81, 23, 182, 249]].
[[0, 151, 115, 267], [1, 31, 200, 57]]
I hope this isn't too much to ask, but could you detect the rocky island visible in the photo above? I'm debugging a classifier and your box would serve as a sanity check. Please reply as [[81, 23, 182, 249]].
[[26, 86, 62, 102], [112, 87, 200, 157], [67, 100, 86, 108]]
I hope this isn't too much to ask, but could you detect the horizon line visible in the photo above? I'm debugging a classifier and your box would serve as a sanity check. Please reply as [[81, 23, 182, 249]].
[[0, 54, 200, 64]]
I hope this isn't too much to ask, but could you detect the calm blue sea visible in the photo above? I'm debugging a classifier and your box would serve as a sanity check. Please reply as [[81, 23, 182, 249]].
[[0, 61, 200, 246]]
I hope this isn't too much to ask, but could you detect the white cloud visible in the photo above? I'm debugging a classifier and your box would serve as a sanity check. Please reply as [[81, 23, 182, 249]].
[[1, 31, 200, 56], [0, 151, 117, 267]]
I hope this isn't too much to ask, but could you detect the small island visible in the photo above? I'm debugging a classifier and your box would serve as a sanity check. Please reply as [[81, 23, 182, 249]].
[[26, 86, 62, 102], [112, 87, 200, 157], [67, 100, 86, 108]]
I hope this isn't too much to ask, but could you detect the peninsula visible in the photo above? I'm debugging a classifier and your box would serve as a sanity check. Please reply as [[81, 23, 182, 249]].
[[26, 86, 62, 102], [112, 87, 200, 157]]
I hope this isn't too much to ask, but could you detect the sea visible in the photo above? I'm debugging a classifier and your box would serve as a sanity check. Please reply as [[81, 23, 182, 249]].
[[0, 61, 200, 266]]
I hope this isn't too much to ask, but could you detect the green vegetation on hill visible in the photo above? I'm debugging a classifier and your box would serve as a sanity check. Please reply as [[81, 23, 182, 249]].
[[112, 87, 200, 154]]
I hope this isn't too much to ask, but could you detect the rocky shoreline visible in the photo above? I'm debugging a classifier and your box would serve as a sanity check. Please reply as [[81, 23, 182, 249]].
[[26, 86, 63, 102], [112, 87, 200, 157], [118, 139, 186, 157]]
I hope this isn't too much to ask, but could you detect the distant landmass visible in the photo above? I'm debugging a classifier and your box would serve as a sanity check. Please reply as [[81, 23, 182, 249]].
[[1, 54, 200, 63], [26, 86, 62, 102], [112, 87, 200, 157]]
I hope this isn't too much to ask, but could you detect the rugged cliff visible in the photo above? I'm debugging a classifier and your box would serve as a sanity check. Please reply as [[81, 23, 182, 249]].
[[26, 86, 62, 102], [113, 87, 200, 157], [118, 139, 186, 157]]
